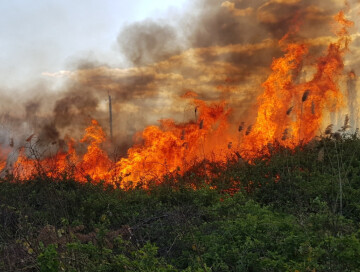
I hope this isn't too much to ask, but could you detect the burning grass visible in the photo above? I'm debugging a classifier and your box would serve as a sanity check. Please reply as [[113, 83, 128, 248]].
[[0, 10, 356, 190], [0, 4, 359, 272], [2, 130, 360, 271]]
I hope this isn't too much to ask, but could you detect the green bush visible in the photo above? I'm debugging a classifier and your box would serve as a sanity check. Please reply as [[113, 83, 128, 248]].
[[37, 244, 60, 272], [2, 135, 360, 271]]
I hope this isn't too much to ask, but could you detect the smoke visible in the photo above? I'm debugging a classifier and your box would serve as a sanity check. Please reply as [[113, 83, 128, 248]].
[[117, 20, 183, 66], [0, 0, 359, 160], [347, 71, 358, 129]]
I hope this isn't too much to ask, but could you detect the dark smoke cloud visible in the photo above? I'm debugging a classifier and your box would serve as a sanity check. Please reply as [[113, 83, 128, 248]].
[[49, 0, 360, 139], [0, 0, 358, 159], [117, 20, 182, 66]]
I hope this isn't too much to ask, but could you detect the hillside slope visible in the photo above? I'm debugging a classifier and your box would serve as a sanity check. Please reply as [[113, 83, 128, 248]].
[[1, 133, 360, 271]]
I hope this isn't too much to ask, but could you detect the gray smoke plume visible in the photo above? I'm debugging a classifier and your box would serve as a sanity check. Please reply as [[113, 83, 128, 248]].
[[0, 0, 358, 162]]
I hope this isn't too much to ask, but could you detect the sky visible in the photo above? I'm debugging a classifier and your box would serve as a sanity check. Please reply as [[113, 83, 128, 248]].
[[0, 0, 189, 89]]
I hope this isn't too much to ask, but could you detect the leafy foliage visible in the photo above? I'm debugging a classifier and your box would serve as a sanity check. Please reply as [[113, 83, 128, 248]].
[[1, 134, 360, 271]]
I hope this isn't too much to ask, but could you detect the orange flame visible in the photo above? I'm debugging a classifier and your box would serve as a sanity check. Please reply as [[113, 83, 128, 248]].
[[9, 100, 234, 187], [77, 120, 113, 182], [240, 11, 352, 159], [4, 11, 354, 188], [113, 98, 234, 185]]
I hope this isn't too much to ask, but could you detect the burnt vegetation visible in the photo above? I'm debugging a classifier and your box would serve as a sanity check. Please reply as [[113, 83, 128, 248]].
[[0, 0, 358, 270], [2, 130, 360, 272]]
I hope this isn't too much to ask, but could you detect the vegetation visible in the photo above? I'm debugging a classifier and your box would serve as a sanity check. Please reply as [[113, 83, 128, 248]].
[[1, 132, 360, 271]]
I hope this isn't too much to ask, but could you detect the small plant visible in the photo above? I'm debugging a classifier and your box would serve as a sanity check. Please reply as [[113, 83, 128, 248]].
[[37, 244, 60, 272]]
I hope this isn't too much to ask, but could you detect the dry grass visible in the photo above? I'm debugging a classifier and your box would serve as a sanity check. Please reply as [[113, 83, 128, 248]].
[[286, 106, 293, 115], [281, 128, 289, 141], [302, 90, 310, 102], [245, 125, 252, 135], [325, 124, 334, 135], [238, 122, 245, 132]]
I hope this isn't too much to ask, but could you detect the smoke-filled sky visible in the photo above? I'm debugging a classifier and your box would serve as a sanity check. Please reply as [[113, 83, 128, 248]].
[[0, 0, 189, 88], [0, 0, 359, 156]]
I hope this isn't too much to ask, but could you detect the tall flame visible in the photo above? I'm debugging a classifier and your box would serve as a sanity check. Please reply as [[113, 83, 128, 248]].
[[114, 98, 233, 184], [240, 11, 353, 158], [1, 11, 355, 188]]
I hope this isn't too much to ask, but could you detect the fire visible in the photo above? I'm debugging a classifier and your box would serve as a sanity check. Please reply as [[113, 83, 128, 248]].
[[77, 120, 113, 182], [113, 98, 234, 184], [11, 121, 112, 182], [0, 160, 5, 172], [13, 139, 78, 180], [1, 10, 355, 188], [240, 11, 352, 159], [0, 146, 6, 172], [7, 100, 234, 187]]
